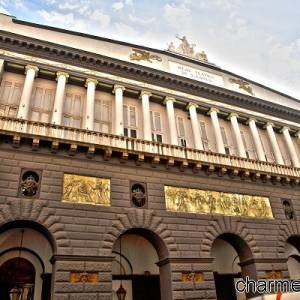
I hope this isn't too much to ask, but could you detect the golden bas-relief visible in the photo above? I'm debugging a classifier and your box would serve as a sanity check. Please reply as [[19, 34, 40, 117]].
[[165, 186, 273, 218], [63, 174, 110, 205]]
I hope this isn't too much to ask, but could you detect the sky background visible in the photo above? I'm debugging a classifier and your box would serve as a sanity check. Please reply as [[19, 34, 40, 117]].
[[1, 0, 300, 99]]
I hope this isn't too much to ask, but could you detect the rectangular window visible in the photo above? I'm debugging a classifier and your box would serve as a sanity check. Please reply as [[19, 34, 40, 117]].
[[176, 116, 187, 147], [0, 80, 23, 117], [63, 174, 110, 206], [240, 131, 250, 159], [94, 99, 111, 133], [150, 111, 163, 143], [30, 87, 54, 123], [123, 104, 137, 138], [220, 126, 230, 155], [63, 93, 83, 128], [259, 133, 275, 162], [199, 121, 209, 151], [165, 186, 273, 219]]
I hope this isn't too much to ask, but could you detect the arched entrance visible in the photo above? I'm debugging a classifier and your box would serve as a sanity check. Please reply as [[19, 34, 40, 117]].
[[211, 233, 257, 300], [0, 222, 55, 300], [112, 228, 172, 300], [285, 235, 300, 279], [0, 257, 35, 299]]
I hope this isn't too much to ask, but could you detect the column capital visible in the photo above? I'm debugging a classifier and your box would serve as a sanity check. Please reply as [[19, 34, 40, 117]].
[[140, 90, 152, 99], [186, 102, 198, 110], [207, 107, 219, 115], [228, 112, 239, 119], [163, 96, 176, 105], [56, 71, 69, 81], [85, 78, 98, 87], [296, 131, 300, 138], [25, 65, 39, 77], [246, 117, 256, 125], [113, 84, 125, 93], [265, 122, 274, 128], [280, 126, 290, 133]]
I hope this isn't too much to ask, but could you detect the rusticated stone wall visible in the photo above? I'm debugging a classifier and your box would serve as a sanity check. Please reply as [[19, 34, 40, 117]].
[[0, 144, 300, 300]]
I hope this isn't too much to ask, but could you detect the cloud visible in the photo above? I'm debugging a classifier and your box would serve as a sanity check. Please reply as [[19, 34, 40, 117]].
[[90, 9, 111, 28], [128, 14, 154, 24], [0, 6, 9, 14], [112, 1, 124, 11]]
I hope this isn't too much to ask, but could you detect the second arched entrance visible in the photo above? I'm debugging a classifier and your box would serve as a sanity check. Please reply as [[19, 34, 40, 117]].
[[211, 233, 257, 300], [111, 228, 172, 300]]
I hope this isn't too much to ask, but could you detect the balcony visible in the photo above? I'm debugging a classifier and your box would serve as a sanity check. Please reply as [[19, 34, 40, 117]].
[[0, 116, 299, 182]]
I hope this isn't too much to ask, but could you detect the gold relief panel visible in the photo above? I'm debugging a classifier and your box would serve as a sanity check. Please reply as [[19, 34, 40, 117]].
[[265, 271, 283, 280], [63, 174, 110, 206], [70, 272, 99, 283], [165, 186, 273, 219], [182, 272, 204, 282]]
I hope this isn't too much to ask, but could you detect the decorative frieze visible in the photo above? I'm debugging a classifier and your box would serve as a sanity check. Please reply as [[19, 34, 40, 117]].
[[165, 186, 273, 218], [181, 272, 205, 282], [70, 272, 99, 283]]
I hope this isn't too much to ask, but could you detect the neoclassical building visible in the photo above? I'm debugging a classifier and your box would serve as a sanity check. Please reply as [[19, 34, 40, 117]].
[[0, 13, 300, 300]]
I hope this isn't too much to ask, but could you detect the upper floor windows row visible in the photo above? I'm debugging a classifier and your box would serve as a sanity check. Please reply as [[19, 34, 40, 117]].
[[0, 71, 298, 168]]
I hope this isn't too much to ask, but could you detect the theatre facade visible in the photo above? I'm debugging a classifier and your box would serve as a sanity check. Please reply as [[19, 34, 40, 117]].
[[0, 13, 300, 300]]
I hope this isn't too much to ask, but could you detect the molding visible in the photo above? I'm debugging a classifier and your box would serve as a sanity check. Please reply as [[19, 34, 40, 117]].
[[157, 257, 214, 267], [0, 30, 300, 123], [50, 254, 114, 264], [239, 257, 288, 267]]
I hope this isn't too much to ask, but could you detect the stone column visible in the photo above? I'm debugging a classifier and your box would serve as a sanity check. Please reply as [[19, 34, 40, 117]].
[[265, 122, 284, 164], [140, 90, 152, 141], [187, 103, 203, 150], [248, 117, 266, 161], [208, 108, 225, 154], [229, 113, 246, 158], [0, 59, 4, 81], [113, 84, 125, 136], [17, 65, 39, 119], [85, 78, 98, 131], [282, 127, 299, 168], [51, 72, 69, 125], [164, 96, 178, 146]]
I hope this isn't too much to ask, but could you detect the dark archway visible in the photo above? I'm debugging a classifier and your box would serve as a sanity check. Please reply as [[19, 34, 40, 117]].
[[285, 235, 300, 279], [0, 257, 35, 300], [212, 233, 257, 300], [0, 220, 55, 300], [112, 228, 172, 300]]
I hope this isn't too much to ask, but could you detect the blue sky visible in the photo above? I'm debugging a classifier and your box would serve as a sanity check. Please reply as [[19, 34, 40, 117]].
[[1, 0, 300, 98]]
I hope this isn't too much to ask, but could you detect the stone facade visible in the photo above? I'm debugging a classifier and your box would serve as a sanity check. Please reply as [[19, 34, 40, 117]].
[[0, 142, 299, 299]]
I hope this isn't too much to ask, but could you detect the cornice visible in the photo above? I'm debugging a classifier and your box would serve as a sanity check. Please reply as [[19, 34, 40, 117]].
[[0, 30, 299, 122]]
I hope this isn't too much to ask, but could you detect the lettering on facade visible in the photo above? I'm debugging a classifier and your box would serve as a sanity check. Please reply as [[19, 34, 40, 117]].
[[169, 61, 224, 87], [165, 186, 273, 218], [130, 48, 162, 63], [70, 272, 99, 283], [63, 174, 110, 205], [182, 272, 204, 282]]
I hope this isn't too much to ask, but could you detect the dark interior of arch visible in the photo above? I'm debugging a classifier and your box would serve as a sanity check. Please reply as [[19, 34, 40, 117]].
[[287, 235, 300, 253], [0, 220, 57, 253], [217, 233, 253, 262], [120, 228, 169, 260]]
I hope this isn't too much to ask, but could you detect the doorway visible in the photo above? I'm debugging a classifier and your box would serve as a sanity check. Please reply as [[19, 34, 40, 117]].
[[0, 257, 35, 300]]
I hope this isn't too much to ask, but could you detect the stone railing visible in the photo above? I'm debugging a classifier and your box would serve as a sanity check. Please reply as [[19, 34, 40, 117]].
[[0, 116, 299, 180]]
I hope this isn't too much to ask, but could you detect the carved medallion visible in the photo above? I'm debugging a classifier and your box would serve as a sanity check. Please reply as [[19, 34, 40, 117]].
[[265, 270, 282, 280], [19, 170, 41, 198], [229, 78, 254, 96], [282, 199, 294, 220], [130, 48, 162, 63], [131, 182, 147, 208]]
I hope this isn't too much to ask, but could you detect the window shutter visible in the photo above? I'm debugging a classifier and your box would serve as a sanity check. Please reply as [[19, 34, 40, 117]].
[[10, 83, 22, 105], [123, 105, 128, 127], [73, 95, 82, 117], [129, 106, 136, 127], [64, 94, 73, 114], [0, 81, 12, 104], [44, 89, 54, 111], [101, 101, 110, 122], [150, 111, 154, 130], [240, 131, 248, 150], [154, 112, 161, 132], [176, 116, 185, 137], [32, 87, 43, 108], [220, 127, 228, 145], [200, 122, 208, 140]]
